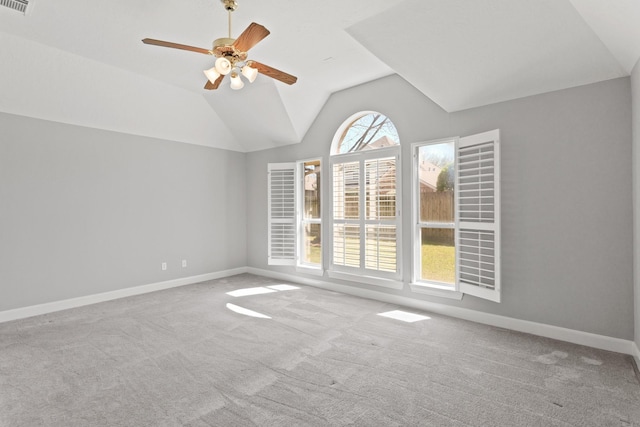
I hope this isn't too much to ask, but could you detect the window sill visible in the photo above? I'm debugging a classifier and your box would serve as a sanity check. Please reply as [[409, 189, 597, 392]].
[[328, 270, 403, 290], [410, 282, 463, 300], [296, 265, 324, 277]]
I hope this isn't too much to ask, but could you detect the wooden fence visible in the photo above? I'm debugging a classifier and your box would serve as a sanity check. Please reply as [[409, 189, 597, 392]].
[[420, 190, 453, 222], [420, 190, 454, 245]]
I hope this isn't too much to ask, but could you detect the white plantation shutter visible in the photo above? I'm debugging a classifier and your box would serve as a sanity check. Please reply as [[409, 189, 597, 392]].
[[456, 130, 501, 302], [333, 161, 360, 221], [333, 224, 360, 267], [268, 163, 296, 265], [365, 225, 397, 272], [364, 157, 398, 274], [331, 151, 400, 279], [332, 161, 360, 267]]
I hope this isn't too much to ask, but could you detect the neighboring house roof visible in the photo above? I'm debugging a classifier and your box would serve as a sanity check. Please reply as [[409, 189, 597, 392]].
[[419, 160, 442, 191], [304, 173, 317, 192], [361, 135, 398, 151]]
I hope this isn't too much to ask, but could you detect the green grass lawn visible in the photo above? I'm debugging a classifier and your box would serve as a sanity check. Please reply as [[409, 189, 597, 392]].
[[308, 239, 453, 284], [421, 243, 455, 284], [308, 245, 321, 264]]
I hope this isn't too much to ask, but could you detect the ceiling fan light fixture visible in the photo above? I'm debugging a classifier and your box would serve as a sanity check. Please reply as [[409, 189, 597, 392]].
[[241, 64, 258, 83], [215, 57, 232, 75], [142, 0, 298, 92], [204, 66, 221, 83], [230, 71, 244, 90]]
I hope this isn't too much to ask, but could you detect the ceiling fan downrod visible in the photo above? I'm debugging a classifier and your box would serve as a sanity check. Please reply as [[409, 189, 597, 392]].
[[221, 0, 237, 39]]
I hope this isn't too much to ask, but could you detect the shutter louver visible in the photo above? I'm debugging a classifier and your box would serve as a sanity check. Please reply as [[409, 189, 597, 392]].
[[458, 143, 495, 223], [268, 163, 296, 265], [333, 224, 360, 267], [333, 162, 360, 220], [0, 0, 28, 13], [365, 157, 396, 220], [459, 229, 495, 289], [457, 130, 501, 302], [365, 225, 397, 272]]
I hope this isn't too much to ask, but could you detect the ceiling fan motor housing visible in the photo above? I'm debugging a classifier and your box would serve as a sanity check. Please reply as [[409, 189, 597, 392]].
[[212, 39, 247, 64]]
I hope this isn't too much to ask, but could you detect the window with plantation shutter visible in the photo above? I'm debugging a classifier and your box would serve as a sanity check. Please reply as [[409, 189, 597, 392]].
[[329, 111, 401, 287], [412, 130, 500, 302], [456, 130, 501, 302], [330, 149, 401, 282], [268, 163, 296, 265]]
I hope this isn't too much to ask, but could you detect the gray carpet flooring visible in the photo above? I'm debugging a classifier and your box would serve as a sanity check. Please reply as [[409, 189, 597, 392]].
[[1, 273, 639, 426]]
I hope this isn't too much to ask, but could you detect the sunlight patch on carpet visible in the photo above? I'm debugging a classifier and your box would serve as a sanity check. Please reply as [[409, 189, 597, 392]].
[[226, 303, 271, 319], [377, 310, 431, 323], [226, 287, 278, 297], [267, 284, 300, 291]]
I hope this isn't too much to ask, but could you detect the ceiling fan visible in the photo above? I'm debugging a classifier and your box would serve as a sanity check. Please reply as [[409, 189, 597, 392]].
[[142, 0, 297, 91]]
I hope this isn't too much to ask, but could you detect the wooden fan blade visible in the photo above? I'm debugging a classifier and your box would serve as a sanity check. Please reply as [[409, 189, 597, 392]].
[[204, 74, 225, 90], [232, 23, 270, 52], [249, 61, 297, 85], [142, 38, 211, 55]]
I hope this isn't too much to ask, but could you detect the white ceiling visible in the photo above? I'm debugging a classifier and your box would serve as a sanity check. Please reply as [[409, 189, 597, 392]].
[[0, 0, 638, 152]]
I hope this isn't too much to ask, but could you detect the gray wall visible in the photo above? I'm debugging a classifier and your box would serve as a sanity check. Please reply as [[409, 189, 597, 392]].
[[0, 112, 247, 311], [633, 59, 640, 350], [246, 74, 634, 340]]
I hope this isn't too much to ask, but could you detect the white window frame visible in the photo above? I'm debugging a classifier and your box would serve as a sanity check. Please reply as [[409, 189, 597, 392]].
[[296, 158, 323, 276], [410, 138, 463, 300], [410, 130, 500, 303], [329, 145, 402, 289]]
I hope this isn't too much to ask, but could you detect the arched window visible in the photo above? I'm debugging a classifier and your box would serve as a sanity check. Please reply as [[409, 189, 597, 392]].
[[329, 111, 402, 286], [331, 112, 400, 155]]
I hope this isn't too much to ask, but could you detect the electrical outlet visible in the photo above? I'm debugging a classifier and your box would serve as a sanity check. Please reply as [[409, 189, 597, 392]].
[[161, 262, 167, 271], [182, 260, 187, 268]]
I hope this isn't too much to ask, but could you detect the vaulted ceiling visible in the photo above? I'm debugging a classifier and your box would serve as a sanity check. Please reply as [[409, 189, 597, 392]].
[[1, 0, 639, 152]]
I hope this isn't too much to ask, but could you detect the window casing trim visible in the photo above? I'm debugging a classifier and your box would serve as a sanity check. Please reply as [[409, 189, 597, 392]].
[[328, 270, 403, 290], [410, 130, 501, 303], [409, 282, 464, 300]]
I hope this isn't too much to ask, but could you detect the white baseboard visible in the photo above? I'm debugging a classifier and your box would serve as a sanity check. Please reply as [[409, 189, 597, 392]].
[[248, 267, 636, 356], [2, 266, 636, 359], [0, 267, 248, 323], [633, 341, 640, 368]]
